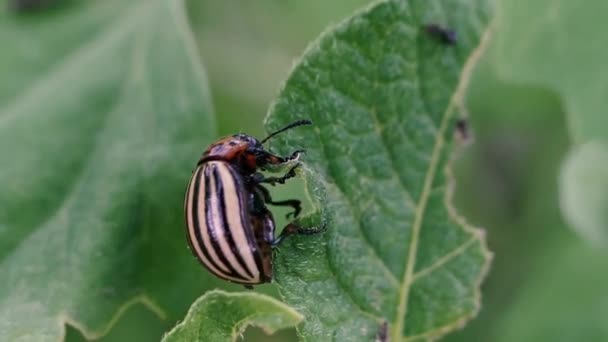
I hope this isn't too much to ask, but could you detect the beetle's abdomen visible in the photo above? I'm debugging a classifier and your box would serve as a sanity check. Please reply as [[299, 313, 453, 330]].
[[185, 161, 265, 284]]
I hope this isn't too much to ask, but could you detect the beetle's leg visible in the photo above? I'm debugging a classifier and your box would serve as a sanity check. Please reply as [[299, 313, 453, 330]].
[[248, 172, 265, 186], [248, 169, 299, 187], [257, 164, 300, 186], [257, 149, 305, 167], [250, 208, 275, 282], [286, 149, 305, 161], [272, 200, 302, 219], [255, 185, 301, 218], [271, 222, 327, 247]]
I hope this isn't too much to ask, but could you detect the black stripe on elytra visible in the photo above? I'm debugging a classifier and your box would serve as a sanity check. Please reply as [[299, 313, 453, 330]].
[[204, 164, 242, 279], [228, 165, 265, 277], [191, 165, 231, 279], [213, 167, 255, 279]]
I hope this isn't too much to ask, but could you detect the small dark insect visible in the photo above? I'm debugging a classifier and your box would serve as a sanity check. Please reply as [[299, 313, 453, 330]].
[[424, 24, 457, 45], [375, 322, 390, 342], [184, 119, 326, 288], [455, 117, 472, 144]]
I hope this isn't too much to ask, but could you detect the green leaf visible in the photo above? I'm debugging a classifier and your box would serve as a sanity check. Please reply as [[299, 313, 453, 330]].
[[491, 0, 608, 143], [495, 238, 608, 342], [560, 141, 608, 245], [490, 0, 608, 245], [162, 290, 303, 342], [0, 0, 217, 340], [264, 0, 493, 340]]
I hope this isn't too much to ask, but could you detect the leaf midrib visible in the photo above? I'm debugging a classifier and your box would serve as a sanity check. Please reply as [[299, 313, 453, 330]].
[[0, 2, 152, 121], [392, 5, 460, 337], [392, 98, 455, 340], [0, 4, 152, 266], [393, 22, 493, 339]]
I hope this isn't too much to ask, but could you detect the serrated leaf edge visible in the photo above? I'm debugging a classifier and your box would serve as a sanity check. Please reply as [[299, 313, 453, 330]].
[[58, 295, 167, 341], [398, 19, 495, 342], [263, 0, 495, 340], [161, 290, 304, 342], [40, 0, 209, 341]]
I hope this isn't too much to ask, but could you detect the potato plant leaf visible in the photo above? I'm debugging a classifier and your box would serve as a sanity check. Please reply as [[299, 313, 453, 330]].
[[162, 290, 303, 342], [264, 0, 493, 340], [490, 0, 608, 143], [489, 0, 608, 246], [559, 141, 608, 245], [0, 0, 218, 340], [496, 238, 608, 341]]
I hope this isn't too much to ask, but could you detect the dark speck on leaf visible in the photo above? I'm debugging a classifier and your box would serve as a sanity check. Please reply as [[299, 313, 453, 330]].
[[456, 118, 468, 136], [455, 117, 472, 144], [375, 322, 389, 342], [10, 0, 58, 12], [424, 24, 457, 45]]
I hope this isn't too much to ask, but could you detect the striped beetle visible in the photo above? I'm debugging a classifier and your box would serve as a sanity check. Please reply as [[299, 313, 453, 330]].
[[184, 120, 326, 288]]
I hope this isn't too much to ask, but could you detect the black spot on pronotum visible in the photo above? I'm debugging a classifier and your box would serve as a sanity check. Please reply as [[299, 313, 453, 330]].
[[375, 321, 390, 342], [424, 24, 457, 45]]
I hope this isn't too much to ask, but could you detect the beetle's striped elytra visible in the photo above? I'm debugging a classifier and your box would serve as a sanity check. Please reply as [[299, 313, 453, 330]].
[[185, 120, 326, 287], [186, 161, 264, 284]]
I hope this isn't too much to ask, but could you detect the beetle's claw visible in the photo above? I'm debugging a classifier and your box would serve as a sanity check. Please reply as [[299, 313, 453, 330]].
[[297, 223, 327, 235], [289, 149, 305, 161]]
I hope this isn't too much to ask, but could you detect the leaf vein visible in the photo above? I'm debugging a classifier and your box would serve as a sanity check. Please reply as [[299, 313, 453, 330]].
[[392, 19, 457, 341], [411, 237, 477, 281], [308, 115, 399, 316], [0, 2, 146, 124]]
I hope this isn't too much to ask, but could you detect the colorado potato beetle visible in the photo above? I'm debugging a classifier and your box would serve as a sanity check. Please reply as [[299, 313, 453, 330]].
[[184, 119, 325, 288]]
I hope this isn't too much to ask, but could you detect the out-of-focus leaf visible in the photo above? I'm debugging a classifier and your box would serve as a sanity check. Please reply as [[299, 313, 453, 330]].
[[489, 0, 608, 246], [495, 238, 608, 342], [491, 0, 608, 143], [265, 0, 493, 340], [162, 290, 303, 342], [0, 0, 218, 340], [445, 66, 571, 342], [560, 141, 608, 245], [65, 303, 166, 342], [186, 0, 371, 137]]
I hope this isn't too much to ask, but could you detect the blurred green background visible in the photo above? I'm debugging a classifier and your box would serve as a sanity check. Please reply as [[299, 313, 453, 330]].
[[3, 0, 607, 341]]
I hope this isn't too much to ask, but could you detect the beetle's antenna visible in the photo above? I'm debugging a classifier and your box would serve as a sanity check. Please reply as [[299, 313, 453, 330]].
[[260, 119, 312, 144]]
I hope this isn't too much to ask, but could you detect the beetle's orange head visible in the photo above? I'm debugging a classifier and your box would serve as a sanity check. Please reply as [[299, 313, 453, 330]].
[[198, 119, 313, 172]]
